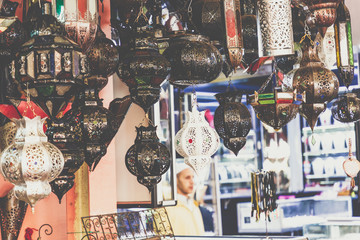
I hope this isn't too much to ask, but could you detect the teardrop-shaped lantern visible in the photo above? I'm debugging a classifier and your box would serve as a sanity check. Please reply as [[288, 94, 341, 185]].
[[214, 91, 252, 155], [331, 93, 360, 123], [292, 39, 339, 130], [125, 124, 171, 191], [117, 30, 171, 112], [164, 33, 222, 87], [175, 106, 220, 174], [334, 2, 354, 88], [0, 116, 65, 211]]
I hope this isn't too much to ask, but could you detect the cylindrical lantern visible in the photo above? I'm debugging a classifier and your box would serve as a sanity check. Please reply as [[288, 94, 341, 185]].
[[163, 33, 222, 87], [257, 0, 294, 57], [318, 24, 336, 69], [175, 106, 220, 174], [0, 116, 65, 211], [125, 125, 171, 191], [214, 91, 252, 155], [334, 2, 354, 88], [331, 93, 360, 123]]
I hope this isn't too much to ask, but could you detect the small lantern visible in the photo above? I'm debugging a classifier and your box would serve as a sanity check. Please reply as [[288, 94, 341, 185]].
[[331, 93, 360, 123], [175, 106, 220, 174], [117, 30, 171, 112], [214, 91, 252, 155], [0, 116, 65, 211], [249, 87, 305, 130], [163, 33, 222, 87], [318, 24, 336, 69], [125, 125, 171, 191], [257, 0, 294, 57], [292, 40, 339, 130], [241, 0, 258, 67], [13, 3, 88, 119], [334, 2, 354, 88]]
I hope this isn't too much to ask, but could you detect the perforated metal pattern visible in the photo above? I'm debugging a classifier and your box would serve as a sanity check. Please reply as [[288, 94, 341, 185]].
[[331, 93, 360, 123]]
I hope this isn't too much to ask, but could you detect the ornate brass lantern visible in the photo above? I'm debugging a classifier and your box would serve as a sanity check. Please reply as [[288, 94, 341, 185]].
[[292, 40, 339, 130], [13, 3, 88, 119], [257, 0, 294, 57], [125, 125, 171, 191], [241, 0, 258, 67], [331, 93, 360, 123], [0, 117, 65, 211], [302, 0, 341, 35], [214, 91, 252, 155], [334, 2, 354, 88], [117, 30, 171, 112], [175, 106, 220, 174], [163, 33, 222, 87]]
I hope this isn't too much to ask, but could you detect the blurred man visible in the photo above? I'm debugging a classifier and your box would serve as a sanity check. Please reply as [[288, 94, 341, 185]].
[[166, 164, 205, 236]]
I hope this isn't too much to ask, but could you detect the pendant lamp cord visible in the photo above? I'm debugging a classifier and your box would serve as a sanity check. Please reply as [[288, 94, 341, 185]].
[[23, 82, 37, 117]]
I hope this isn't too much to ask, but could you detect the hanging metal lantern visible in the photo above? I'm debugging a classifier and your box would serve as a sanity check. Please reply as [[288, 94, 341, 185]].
[[86, 29, 119, 78], [292, 40, 339, 130], [334, 2, 354, 88], [0, 189, 27, 240], [241, 0, 258, 67], [302, 0, 341, 36], [214, 91, 252, 155], [125, 124, 171, 191], [117, 30, 171, 112], [249, 87, 305, 130], [0, 121, 17, 150], [257, 0, 294, 57], [318, 24, 336, 69], [331, 93, 360, 123], [163, 33, 222, 87], [13, 3, 88, 119], [275, 43, 302, 74], [0, 116, 65, 211], [46, 113, 85, 203], [175, 106, 220, 174]]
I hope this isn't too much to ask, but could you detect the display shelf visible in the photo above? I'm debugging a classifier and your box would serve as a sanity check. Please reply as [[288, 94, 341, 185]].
[[220, 153, 256, 161], [219, 178, 251, 184], [302, 124, 354, 134], [306, 174, 347, 180], [304, 149, 349, 157]]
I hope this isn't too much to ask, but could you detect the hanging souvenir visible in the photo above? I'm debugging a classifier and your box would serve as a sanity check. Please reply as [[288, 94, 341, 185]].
[[0, 116, 65, 211], [334, 1, 354, 88], [318, 24, 336, 69], [331, 93, 360, 123], [241, 0, 258, 67], [175, 104, 220, 174], [117, 30, 171, 112], [257, 0, 294, 57], [292, 36, 339, 131], [214, 91, 252, 155], [343, 138, 360, 189], [125, 124, 171, 191]]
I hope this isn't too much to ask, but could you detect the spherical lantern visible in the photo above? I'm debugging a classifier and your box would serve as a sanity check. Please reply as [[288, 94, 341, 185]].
[[86, 29, 119, 77], [125, 125, 171, 191], [163, 33, 222, 87], [13, 4, 88, 119], [334, 2, 354, 88], [175, 106, 220, 174], [257, 0, 294, 57], [0, 116, 65, 211], [331, 93, 360, 123], [292, 41, 339, 130], [117, 31, 171, 112], [214, 91, 252, 155], [46, 113, 85, 203], [302, 0, 341, 36]]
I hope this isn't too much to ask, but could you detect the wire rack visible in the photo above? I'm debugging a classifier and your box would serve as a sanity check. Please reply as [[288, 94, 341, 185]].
[[81, 207, 175, 240]]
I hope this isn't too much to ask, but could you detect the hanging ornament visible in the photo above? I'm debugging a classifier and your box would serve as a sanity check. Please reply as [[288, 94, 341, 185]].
[[331, 93, 360, 123], [125, 124, 171, 191], [343, 138, 360, 189], [46, 113, 85, 203], [175, 105, 220, 174], [0, 116, 65, 211], [302, 0, 341, 36], [214, 91, 252, 155], [163, 33, 222, 87], [318, 24, 336, 69], [117, 30, 171, 112], [292, 38, 339, 131], [257, 0, 294, 57], [334, 1, 354, 88], [0, 121, 17, 150], [13, 2, 88, 119]]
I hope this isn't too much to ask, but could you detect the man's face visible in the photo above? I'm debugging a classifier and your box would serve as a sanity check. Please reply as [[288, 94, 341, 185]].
[[177, 168, 194, 196]]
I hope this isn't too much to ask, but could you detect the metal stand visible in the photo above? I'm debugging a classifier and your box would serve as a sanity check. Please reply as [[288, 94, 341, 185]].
[[37, 224, 53, 240]]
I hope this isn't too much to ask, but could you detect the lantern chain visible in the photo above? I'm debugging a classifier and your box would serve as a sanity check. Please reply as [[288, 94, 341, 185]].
[[23, 83, 37, 117]]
